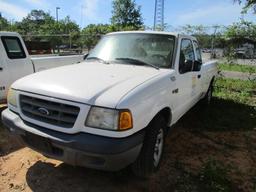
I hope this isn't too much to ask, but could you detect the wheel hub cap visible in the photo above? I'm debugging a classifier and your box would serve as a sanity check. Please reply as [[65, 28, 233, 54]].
[[153, 129, 164, 167]]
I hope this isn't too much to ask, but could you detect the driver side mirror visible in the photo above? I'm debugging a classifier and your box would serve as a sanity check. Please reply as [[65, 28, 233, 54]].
[[193, 60, 202, 71], [185, 60, 194, 72], [83, 54, 89, 60], [180, 60, 193, 73]]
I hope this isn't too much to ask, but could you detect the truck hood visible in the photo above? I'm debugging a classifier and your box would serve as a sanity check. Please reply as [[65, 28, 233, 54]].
[[12, 62, 167, 108]]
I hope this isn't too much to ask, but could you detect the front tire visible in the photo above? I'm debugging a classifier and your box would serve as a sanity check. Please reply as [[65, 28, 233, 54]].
[[131, 115, 166, 178]]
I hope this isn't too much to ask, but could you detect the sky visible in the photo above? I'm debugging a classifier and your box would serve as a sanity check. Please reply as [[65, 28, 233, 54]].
[[0, 0, 255, 29]]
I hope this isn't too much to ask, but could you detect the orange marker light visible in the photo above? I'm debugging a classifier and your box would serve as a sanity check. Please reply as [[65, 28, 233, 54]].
[[119, 111, 133, 130]]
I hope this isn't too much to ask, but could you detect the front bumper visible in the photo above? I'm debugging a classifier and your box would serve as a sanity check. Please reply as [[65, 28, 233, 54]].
[[1, 109, 144, 171]]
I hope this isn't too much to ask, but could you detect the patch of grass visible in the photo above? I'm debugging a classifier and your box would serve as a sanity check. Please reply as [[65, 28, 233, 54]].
[[175, 77, 256, 132], [214, 78, 256, 106], [214, 78, 255, 93], [198, 159, 232, 192], [218, 63, 256, 73], [179, 77, 256, 131], [181, 97, 256, 132], [175, 172, 198, 192], [174, 159, 232, 192]]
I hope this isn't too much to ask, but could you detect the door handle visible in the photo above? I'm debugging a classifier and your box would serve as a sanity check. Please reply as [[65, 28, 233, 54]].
[[172, 88, 179, 94], [0, 67, 3, 71], [197, 74, 201, 79]]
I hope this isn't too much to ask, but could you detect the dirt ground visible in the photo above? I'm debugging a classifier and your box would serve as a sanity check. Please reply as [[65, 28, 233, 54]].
[[0, 98, 256, 192]]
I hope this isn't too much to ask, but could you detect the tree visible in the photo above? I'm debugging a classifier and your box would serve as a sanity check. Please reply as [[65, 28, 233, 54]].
[[225, 20, 256, 39], [13, 10, 82, 51], [224, 20, 256, 58], [179, 24, 208, 35], [16, 10, 55, 35], [81, 24, 114, 50], [0, 14, 10, 31], [179, 25, 211, 48], [234, 0, 256, 13], [177, 25, 226, 49], [111, 0, 143, 29], [48, 16, 81, 52]]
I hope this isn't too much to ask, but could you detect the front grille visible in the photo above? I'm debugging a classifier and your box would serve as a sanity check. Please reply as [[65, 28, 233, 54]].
[[20, 95, 80, 128]]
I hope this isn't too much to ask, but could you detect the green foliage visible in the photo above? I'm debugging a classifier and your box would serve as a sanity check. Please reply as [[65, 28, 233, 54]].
[[178, 25, 226, 48], [198, 159, 232, 192], [8, 10, 80, 52], [111, 0, 143, 29], [81, 24, 114, 50], [0, 15, 10, 31], [214, 78, 256, 105], [225, 19, 256, 39], [80, 23, 144, 50], [215, 78, 255, 94], [234, 0, 256, 13], [180, 24, 208, 35], [174, 159, 233, 192], [15, 10, 80, 36], [218, 63, 256, 73], [15, 10, 55, 35]]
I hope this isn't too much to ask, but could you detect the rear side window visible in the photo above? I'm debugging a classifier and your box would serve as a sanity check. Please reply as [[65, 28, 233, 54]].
[[193, 41, 202, 62], [1, 36, 26, 59]]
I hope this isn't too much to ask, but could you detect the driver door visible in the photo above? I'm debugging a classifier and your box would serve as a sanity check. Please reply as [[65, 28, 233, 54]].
[[174, 39, 195, 120]]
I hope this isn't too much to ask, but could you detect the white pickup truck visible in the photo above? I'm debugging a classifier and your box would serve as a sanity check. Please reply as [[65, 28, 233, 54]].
[[2, 31, 217, 177], [0, 32, 85, 104]]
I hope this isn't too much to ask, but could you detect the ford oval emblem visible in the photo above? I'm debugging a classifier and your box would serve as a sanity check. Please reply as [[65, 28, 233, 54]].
[[38, 107, 50, 116]]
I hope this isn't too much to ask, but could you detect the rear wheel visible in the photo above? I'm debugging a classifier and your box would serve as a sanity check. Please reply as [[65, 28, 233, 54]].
[[202, 82, 213, 106], [132, 115, 166, 178]]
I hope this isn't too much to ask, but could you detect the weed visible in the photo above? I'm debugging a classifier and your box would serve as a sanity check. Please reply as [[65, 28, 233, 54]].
[[213, 78, 256, 106], [218, 63, 256, 74], [198, 158, 232, 192]]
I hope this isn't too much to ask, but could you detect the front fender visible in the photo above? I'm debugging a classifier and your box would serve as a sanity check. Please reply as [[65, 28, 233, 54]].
[[117, 71, 175, 134]]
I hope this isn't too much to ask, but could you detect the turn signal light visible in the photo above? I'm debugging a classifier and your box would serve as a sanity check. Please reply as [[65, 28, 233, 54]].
[[119, 110, 133, 131]]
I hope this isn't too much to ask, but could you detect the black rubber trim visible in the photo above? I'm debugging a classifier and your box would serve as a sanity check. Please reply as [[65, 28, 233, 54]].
[[1, 36, 27, 59]]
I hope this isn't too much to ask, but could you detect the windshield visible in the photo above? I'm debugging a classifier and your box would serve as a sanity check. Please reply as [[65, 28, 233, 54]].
[[86, 33, 176, 69]]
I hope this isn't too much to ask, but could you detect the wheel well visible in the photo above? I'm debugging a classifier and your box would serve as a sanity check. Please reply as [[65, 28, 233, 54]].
[[156, 107, 172, 126], [210, 76, 215, 86]]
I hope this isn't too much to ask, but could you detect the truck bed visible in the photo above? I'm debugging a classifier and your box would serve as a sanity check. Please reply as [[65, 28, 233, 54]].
[[31, 55, 84, 72]]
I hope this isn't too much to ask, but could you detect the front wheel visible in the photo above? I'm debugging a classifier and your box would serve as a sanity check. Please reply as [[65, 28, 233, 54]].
[[131, 115, 166, 178]]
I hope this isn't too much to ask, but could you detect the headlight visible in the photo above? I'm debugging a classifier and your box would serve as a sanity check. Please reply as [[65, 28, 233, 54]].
[[85, 106, 133, 131], [7, 89, 17, 107]]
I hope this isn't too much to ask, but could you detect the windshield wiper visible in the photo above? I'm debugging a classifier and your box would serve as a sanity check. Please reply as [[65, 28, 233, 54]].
[[86, 57, 109, 64], [115, 58, 159, 70]]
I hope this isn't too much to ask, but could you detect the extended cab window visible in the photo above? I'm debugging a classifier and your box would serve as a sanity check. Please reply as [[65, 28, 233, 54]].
[[192, 41, 203, 71], [1, 36, 26, 59], [193, 41, 202, 63], [179, 39, 195, 74]]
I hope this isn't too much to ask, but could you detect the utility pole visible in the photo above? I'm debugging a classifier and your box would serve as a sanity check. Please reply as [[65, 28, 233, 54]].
[[154, 0, 165, 31], [56, 7, 60, 54], [211, 25, 220, 59]]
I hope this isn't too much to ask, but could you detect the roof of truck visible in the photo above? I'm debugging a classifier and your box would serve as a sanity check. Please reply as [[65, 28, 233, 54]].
[[107, 31, 197, 40], [0, 31, 20, 36]]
